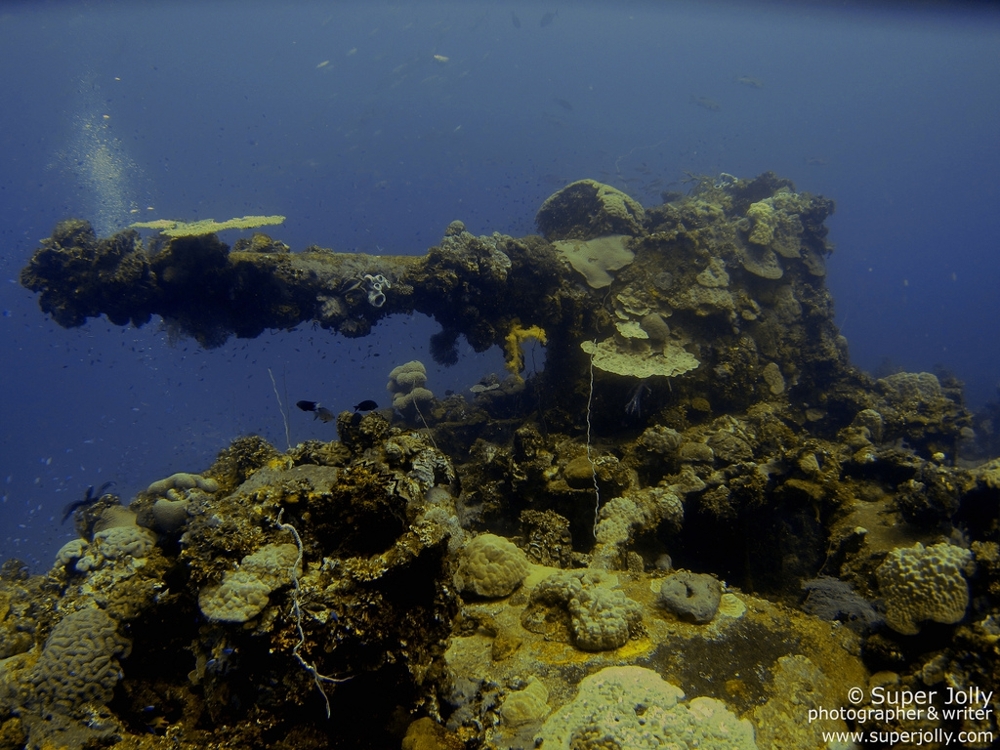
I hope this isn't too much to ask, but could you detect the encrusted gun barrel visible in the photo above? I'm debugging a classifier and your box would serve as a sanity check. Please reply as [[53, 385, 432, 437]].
[[20, 174, 856, 430]]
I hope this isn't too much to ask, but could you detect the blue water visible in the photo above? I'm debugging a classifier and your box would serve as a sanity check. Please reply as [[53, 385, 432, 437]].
[[1, 0, 998, 570]]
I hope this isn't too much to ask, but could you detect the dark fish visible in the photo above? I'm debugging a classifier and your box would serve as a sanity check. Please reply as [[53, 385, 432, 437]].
[[61, 481, 115, 524], [511, 11, 521, 28], [353, 399, 378, 412], [552, 96, 574, 112], [60, 501, 85, 525], [540, 11, 556, 27], [296, 400, 318, 412]]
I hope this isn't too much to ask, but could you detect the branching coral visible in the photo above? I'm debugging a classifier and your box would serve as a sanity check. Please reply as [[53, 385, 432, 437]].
[[504, 322, 547, 377]]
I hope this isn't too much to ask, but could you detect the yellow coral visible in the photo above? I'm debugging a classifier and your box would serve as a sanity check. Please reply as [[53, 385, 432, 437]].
[[746, 201, 776, 245], [581, 337, 699, 379], [266, 456, 293, 472], [130, 215, 286, 237], [504, 323, 547, 376]]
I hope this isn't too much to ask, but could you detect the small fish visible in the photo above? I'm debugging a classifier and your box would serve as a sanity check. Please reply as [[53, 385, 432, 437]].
[[61, 481, 115, 524], [690, 95, 721, 112], [734, 75, 764, 88], [353, 400, 378, 412], [511, 11, 521, 29], [552, 96, 574, 112], [433, 54, 449, 63], [540, 11, 556, 28], [297, 400, 337, 423]]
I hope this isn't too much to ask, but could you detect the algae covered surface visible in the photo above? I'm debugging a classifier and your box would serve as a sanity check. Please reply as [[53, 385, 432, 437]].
[[6, 174, 1000, 749]]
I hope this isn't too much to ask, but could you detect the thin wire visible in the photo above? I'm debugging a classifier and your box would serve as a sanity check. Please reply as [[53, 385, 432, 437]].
[[586, 340, 600, 538], [268, 367, 291, 450]]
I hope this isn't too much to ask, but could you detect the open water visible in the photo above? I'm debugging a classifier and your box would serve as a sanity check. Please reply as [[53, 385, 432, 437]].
[[1, 0, 998, 571]]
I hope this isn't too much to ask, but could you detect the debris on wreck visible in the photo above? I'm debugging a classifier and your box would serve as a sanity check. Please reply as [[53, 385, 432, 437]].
[[6, 172, 998, 749]]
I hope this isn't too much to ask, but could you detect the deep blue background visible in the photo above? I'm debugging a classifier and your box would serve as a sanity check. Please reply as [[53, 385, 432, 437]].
[[2, 0, 999, 570]]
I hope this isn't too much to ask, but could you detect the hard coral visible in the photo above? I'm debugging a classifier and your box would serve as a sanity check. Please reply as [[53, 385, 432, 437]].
[[388, 360, 435, 414], [454, 533, 529, 598], [524, 570, 643, 652], [536, 179, 645, 240], [535, 665, 757, 750], [552, 235, 634, 289], [876, 541, 973, 635], [75, 525, 157, 572], [25, 606, 131, 717], [198, 543, 300, 623]]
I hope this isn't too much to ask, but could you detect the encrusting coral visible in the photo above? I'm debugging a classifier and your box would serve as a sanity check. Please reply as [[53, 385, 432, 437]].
[[130, 214, 286, 237], [535, 665, 757, 750], [198, 542, 301, 623], [552, 234, 635, 288]]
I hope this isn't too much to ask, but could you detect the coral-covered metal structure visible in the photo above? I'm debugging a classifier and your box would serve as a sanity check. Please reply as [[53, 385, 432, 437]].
[[5, 173, 996, 750]]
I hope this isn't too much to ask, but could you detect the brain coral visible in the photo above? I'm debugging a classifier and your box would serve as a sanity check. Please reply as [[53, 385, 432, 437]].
[[74, 525, 158, 573], [146, 471, 219, 495], [149, 497, 190, 533], [593, 488, 683, 568], [572, 585, 643, 652], [94, 525, 156, 559], [198, 570, 272, 624], [25, 606, 131, 717], [536, 665, 757, 750], [535, 179, 645, 240], [454, 533, 530, 598], [501, 677, 550, 727], [54, 538, 88, 568], [875, 541, 974, 635]]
